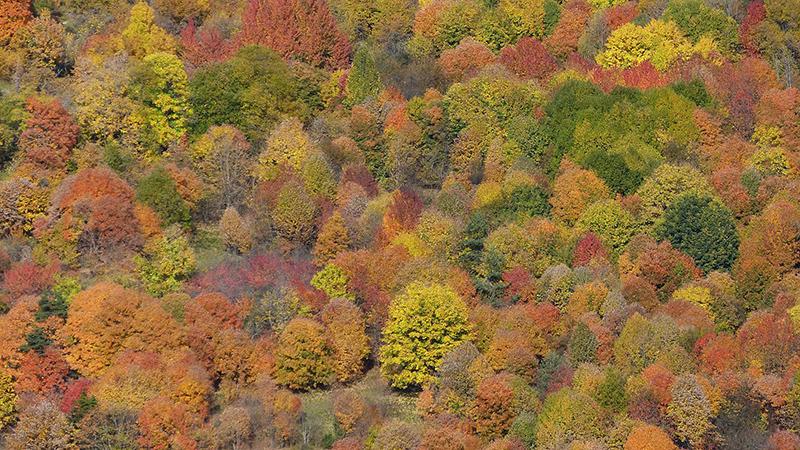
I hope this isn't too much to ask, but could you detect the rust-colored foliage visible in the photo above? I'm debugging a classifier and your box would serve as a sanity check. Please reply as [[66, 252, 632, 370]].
[[239, 0, 351, 70], [50, 167, 142, 251], [642, 363, 675, 405], [470, 373, 516, 439], [0, 0, 31, 45], [273, 389, 301, 443], [439, 38, 496, 82], [321, 298, 369, 383], [138, 396, 199, 450], [16, 346, 70, 395], [18, 98, 79, 172], [739, 199, 800, 277], [313, 211, 351, 266], [2, 259, 57, 296], [499, 38, 558, 81], [332, 390, 365, 433], [606, 2, 638, 30], [381, 189, 424, 241], [545, 0, 592, 59], [696, 333, 740, 378], [737, 311, 798, 373], [630, 240, 702, 301], [767, 430, 800, 450], [179, 20, 232, 69]]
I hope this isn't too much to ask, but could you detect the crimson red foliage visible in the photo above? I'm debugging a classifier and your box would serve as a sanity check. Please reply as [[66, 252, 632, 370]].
[[740, 1, 766, 56], [572, 232, 608, 267], [59, 378, 92, 414]]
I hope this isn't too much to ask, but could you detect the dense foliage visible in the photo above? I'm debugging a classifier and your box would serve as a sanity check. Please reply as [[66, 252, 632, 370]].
[[0, 0, 800, 447]]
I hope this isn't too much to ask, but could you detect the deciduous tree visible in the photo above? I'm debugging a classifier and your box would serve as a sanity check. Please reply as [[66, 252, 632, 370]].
[[273, 318, 332, 390], [239, 0, 351, 70], [322, 298, 369, 383], [379, 282, 471, 389]]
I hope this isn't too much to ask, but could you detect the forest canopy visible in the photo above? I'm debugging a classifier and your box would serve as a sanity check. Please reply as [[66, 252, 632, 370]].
[[1, 0, 800, 448]]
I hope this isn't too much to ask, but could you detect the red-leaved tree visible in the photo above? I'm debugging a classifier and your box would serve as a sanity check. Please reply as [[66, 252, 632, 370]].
[[239, 0, 351, 70], [499, 38, 558, 81], [179, 19, 233, 69], [19, 98, 80, 172]]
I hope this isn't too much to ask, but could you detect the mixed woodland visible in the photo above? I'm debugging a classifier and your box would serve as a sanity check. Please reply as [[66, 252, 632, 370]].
[[1, 0, 800, 448]]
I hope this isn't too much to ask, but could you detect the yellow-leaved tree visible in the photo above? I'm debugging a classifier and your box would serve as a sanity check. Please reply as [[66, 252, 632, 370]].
[[379, 282, 471, 389]]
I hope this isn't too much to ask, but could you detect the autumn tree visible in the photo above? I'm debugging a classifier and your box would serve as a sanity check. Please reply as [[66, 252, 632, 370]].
[[470, 374, 516, 439], [572, 232, 609, 267], [380, 282, 471, 389], [499, 37, 558, 80], [0, 370, 16, 430], [439, 38, 496, 82], [122, 1, 177, 58], [62, 282, 185, 377], [596, 19, 715, 71], [42, 166, 142, 263], [667, 374, 714, 448], [137, 396, 198, 450], [270, 179, 318, 248], [663, 0, 740, 56], [577, 199, 637, 256], [239, 0, 351, 70], [321, 298, 370, 383], [18, 97, 79, 172], [550, 163, 611, 226], [536, 388, 603, 449], [129, 52, 191, 150], [312, 211, 350, 266], [4, 400, 75, 450], [218, 207, 254, 254], [545, 0, 592, 58], [311, 263, 354, 301], [273, 317, 332, 390], [0, 0, 31, 46], [614, 313, 681, 374], [635, 164, 713, 230], [624, 424, 678, 450], [179, 20, 231, 69], [16, 347, 69, 395], [7, 11, 69, 87]]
